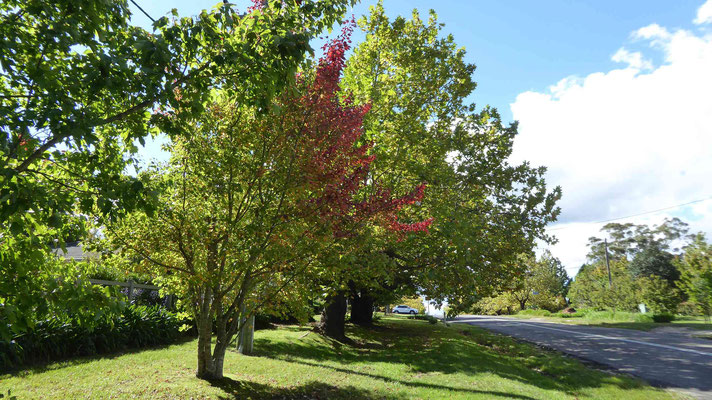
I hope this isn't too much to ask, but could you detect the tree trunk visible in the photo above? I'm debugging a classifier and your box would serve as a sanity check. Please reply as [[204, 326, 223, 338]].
[[195, 318, 237, 380], [196, 312, 217, 379], [519, 299, 527, 310], [238, 314, 254, 355], [195, 286, 233, 381], [319, 292, 347, 340], [211, 332, 230, 379], [350, 289, 374, 325]]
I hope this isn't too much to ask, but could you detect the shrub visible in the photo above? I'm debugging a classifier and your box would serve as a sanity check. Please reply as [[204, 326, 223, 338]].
[[581, 311, 653, 323], [1, 305, 183, 371], [652, 313, 675, 323], [518, 309, 551, 317], [556, 312, 583, 318], [639, 275, 682, 314], [676, 301, 700, 316], [569, 260, 640, 311]]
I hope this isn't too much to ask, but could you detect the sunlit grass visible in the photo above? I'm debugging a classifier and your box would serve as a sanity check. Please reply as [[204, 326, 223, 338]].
[[1, 317, 684, 399]]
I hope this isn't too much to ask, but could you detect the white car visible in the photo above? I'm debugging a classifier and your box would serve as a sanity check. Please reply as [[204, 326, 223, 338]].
[[391, 305, 418, 314]]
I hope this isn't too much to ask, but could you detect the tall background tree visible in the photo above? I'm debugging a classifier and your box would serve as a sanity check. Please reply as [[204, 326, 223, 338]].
[[586, 218, 690, 262], [570, 218, 699, 314], [676, 234, 712, 319]]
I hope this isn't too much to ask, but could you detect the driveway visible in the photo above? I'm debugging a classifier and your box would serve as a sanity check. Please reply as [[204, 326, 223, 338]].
[[453, 315, 712, 399]]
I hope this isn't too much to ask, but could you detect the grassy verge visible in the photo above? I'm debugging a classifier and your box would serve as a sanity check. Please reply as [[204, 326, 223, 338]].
[[512, 310, 712, 331], [1, 317, 684, 399]]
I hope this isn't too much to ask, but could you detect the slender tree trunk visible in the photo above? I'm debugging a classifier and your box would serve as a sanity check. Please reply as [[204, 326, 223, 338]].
[[350, 289, 374, 325], [196, 286, 226, 380], [238, 314, 254, 355], [519, 299, 527, 311], [211, 332, 230, 379], [319, 292, 347, 340], [196, 313, 216, 379]]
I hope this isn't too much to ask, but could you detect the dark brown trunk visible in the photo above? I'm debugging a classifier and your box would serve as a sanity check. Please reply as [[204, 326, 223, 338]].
[[350, 290, 374, 325], [319, 292, 347, 340]]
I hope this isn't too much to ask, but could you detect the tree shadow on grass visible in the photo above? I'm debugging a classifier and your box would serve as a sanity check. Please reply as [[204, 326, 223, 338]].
[[251, 321, 656, 398], [209, 377, 404, 400], [271, 358, 538, 399], [208, 375, 536, 400]]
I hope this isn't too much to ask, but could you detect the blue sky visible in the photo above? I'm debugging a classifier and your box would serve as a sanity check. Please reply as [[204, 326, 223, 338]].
[[129, 1, 712, 275], [129, 0, 702, 122]]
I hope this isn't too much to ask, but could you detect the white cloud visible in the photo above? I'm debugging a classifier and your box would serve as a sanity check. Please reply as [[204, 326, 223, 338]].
[[633, 23, 671, 41], [695, 0, 712, 24], [611, 48, 652, 70], [511, 8, 712, 276]]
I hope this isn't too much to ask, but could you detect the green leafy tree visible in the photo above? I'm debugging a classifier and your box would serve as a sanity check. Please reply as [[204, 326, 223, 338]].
[[630, 245, 680, 284], [108, 30, 430, 378], [587, 218, 690, 262], [676, 233, 712, 319], [324, 2, 560, 328], [569, 259, 640, 311], [0, 0, 353, 340], [639, 275, 682, 314], [475, 292, 518, 315], [510, 252, 569, 311]]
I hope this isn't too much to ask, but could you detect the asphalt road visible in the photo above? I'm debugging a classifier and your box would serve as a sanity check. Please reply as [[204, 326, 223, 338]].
[[453, 315, 712, 399]]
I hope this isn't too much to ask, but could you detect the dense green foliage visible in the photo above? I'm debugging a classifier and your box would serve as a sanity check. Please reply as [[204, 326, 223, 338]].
[[518, 309, 552, 317], [586, 218, 689, 262], [321, 1, 561, 323], [475, 252, 569, 314], [568, 260, 640, 312], [0, 256, 122, 340], [568, 219, 711, 316], [3, 0, 562, 385], [639, 275, 682, 314], [0, 0, 355, 341], [651, 313, 675, 323], [676, 234, 712, 318], [629, 245, 679, 284], [510, 252, 569, 311], [1, 305, 181, 371]]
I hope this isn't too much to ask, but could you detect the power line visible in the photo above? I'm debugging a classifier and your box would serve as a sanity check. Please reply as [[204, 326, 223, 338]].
[[129, 0, 155, 23], [548, 195, 712, 232]]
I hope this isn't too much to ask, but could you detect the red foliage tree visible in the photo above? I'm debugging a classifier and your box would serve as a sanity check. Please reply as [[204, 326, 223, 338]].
[[283, 22, 432, 238]]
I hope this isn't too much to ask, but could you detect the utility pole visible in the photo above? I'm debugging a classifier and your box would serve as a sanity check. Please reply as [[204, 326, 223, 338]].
[[604, 239, 612, 288]]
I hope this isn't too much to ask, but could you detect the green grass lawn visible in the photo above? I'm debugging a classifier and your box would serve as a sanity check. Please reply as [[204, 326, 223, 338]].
[[1, 317, 686, 399], [512, 311, 712, 332]]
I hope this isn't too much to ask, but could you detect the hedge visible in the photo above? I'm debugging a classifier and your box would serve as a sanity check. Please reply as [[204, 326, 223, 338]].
[[1, 305, 182, 372]]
